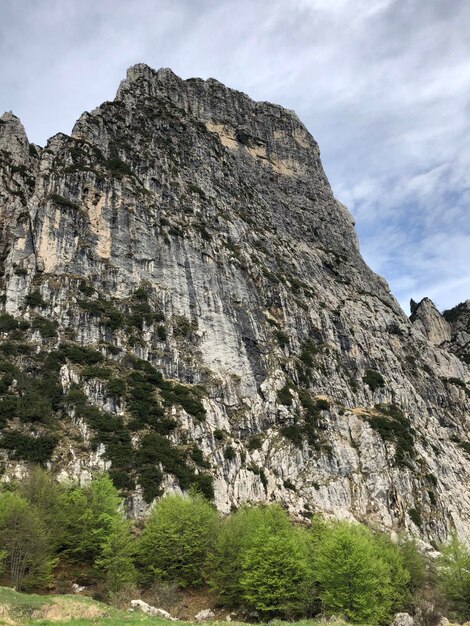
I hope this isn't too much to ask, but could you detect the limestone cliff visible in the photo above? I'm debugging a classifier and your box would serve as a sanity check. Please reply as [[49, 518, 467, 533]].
[[0, 64, 469, 544]]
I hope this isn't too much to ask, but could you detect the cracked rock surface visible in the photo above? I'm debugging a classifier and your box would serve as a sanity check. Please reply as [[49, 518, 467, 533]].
[[0, 64, 469, 543]]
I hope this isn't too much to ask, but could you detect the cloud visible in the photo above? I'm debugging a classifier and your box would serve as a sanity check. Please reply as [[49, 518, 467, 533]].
[[1, 0, 469, 313]]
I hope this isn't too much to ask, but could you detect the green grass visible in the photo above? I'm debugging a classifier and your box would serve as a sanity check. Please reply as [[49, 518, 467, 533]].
[[0, 587, 355, 626], [0, 586, 180, 624]]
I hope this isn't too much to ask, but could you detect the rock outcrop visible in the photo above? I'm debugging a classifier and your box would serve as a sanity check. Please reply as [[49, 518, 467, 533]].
[[410, 298, 452, 346], [0, 64, 469, 544]]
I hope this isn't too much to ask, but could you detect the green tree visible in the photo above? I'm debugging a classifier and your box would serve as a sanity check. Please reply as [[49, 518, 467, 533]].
[[209, 504, 312, 615], [17, 466, 64, 550], [240, 526, 312, 616], [59, 473, 122, 562], [96, 515, 137, 594], [437, 533, 470, 621], [139, 492, 218, 587], [0, 491, 56, 590], [314, 522, 394, 624]]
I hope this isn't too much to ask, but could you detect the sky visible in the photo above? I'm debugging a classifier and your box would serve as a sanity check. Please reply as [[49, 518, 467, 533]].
[[1, 0, 469, 313]]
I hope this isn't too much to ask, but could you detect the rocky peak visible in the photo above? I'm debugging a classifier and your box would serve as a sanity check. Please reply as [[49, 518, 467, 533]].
[[0, 111, 30, 165], [410, 297, 452, 346], [442, 300, 470, 366], [0, 64, 469, 543]]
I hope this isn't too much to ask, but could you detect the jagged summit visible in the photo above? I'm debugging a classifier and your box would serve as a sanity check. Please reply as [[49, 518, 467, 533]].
[[0, 111, 30, 164], [0, 64, 469, 542], [409, 297, 451, 346]]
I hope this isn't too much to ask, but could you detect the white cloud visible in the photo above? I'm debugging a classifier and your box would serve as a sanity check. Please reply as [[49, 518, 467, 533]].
[[1, 0, 469, 313]]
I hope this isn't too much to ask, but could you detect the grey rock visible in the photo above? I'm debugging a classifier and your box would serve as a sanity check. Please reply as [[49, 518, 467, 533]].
[[392, 613, 414, 626], [0, 64, 469, 544], [195, 609, 216, 622], [410, 298, 451, 345], [130, 600, 176, 620]]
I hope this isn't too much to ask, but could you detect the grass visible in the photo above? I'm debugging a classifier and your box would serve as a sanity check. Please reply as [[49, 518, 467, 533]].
[[0, 587, 353, 625]]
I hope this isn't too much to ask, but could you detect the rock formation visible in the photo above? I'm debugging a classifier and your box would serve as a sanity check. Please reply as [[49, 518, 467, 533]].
[[0, 64, 469, 543]]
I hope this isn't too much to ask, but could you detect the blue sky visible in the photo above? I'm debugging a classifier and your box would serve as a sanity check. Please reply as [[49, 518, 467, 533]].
[[1, 0, 469, 313]]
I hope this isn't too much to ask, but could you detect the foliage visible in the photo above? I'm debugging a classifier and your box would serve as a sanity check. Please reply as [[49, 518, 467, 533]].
[[25, 290, 46, 308], [240, 521, 312, 615], [363, 369, 385, 391], [313, 521, 407, 624], [0, 491, 56, 590], [277, 383, 293, 406], [96, 515, 137, 594], [275, 330, 290, 348], [0, 313, 19, 332], [0, 430, 57, 463], [31, 315, 57, 337], [139, 492, 218, 587], [59, 474, 122, 563], [367, 404, 414, 467], [208, 504, 310, 614], [437, 534, 470, 621]]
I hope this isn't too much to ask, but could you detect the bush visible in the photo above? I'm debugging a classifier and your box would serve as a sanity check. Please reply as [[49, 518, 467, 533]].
[[96, 515, 137, 594], [0, 313, 18, 332], [208, 504, 312, 615], [60, 343, 104, 365], [0, 430, 57, 463], [313, 521, 407, 624], [139, 492, 219, 587], [240, 526, 312, 616], [277, 383, 293, 406], [59, 474, 122, 563], [437, 534, 470, 621], [364, 369, 385, 391], [0, 491, 56, 590], [25, 290, 46, 308], [224, 445, 236, 460], [31, 316, 57, 338], [275, 330, 290, 349], [247, 436, 262, 451]]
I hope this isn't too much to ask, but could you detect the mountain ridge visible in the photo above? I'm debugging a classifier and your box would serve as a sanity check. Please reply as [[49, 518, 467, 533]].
[[0, 65, 468, 544]]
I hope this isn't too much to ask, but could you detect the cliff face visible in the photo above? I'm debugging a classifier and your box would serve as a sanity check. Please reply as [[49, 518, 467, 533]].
[[1, 65, 469, 542]]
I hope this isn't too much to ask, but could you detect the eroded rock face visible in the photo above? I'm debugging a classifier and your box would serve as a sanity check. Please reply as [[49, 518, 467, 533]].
[[0, 64, 469, 544], [410, 298, 452, 346]]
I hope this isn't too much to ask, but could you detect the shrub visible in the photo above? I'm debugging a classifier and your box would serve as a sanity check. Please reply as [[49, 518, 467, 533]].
[[247, 436, 262, 451], [277, 383, 293, 406], [96, 515, 137, 594], [0, 313, 18, 332], [209, 504, 312, 615], [437, 534, 470, 621], [81, 366, 112, 380], [313, 521, 404, 624], [281, 424, 303, 447], [60, 343, 104, 365], [0, 491, 56, 590], [105, 156, 133, 178], [107, 377, 126, 399], [160, 380, 206, 421], [59, 474, 122, 563], [275, 330, 290, 349], [157, 325, 167, 341], [31, 316, 57, 338], [25, 290, 46, 308], [48, 193, 79, 210], [240, 526, 312, 615], [367, 404, 414, 467], [224, 445, 236, 461], [0, 430, 57, 463], [364, 369, 385, 391], [139, 492, 219, 587], [408, 507, 423, 528]]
